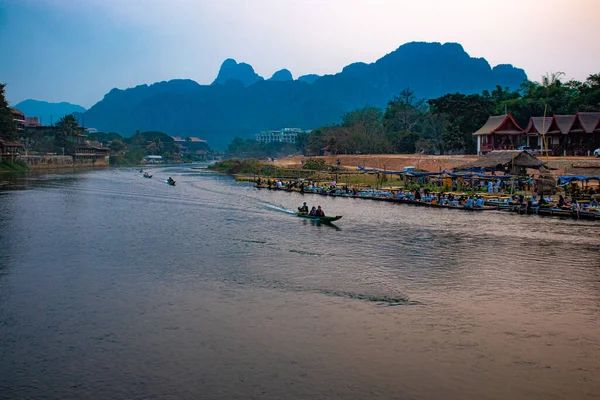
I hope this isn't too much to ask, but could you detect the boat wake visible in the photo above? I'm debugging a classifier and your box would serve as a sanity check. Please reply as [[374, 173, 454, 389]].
[[261, 202, 296, 215]]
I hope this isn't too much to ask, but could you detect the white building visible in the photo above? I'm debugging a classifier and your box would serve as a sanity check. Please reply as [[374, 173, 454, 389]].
[[255, 128, 311, 144]]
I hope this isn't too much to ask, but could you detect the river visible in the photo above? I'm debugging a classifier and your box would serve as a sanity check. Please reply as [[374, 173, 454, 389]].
[[1, 165, 599, 400]]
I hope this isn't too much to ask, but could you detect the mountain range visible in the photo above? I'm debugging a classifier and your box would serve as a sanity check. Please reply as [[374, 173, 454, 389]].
[[28, 42, 528, 148], [13, 99, 86, 125]]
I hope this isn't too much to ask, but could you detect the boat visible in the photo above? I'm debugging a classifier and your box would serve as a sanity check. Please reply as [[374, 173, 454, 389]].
[[167, 179, 176, 186], [143, 173, 152, 178], [296, 212, 342, 223]]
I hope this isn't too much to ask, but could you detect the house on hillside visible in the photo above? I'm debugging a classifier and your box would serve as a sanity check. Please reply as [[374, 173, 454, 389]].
[[473, 114, 524, 155]]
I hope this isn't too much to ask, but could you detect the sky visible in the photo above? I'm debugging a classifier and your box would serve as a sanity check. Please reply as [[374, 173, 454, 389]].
[[1, 0, 599, 109]]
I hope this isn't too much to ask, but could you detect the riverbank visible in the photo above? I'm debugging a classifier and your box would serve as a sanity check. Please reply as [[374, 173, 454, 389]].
[[272, 154, 600, 177], [0, 160, 29, 173]]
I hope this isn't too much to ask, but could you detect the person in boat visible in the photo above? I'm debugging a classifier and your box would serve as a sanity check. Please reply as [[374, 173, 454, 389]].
[[558, 195, 566, 207], [298, 202, 309, 213], [315, 206, 325, 217], [464, 196, 474, 208], [589, 198, 599, 208], [309, 206, 317, 216], [167, 177, 175, 184], [475, 196, 484, 208], [140, 169, 144, 173]]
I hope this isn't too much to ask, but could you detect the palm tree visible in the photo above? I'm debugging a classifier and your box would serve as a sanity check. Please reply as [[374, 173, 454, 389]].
[[540, 72, 565, 88], [54, 114, 80, 151]]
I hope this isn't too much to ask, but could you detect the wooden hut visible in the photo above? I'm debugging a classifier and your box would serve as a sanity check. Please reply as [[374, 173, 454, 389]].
[[576, 112, 600, 150], [523, 116, 552, 151], [473, 114, 524, 155], [458, 150, 544, 175]]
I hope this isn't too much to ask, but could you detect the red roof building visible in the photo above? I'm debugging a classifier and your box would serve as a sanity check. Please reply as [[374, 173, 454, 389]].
[[473, 114, 524, 155]]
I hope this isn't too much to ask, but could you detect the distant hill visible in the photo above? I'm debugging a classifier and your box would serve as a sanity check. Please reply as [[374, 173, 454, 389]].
[[83, 42, 527, 148], [13, 99, 86, 125], [269, 69, 293, 82], [212, 58, 264, 86], [297, 74, 321, 84]]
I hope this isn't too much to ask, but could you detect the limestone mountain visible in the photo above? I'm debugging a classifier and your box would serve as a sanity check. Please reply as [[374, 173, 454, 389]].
[[14, 99, 86, 125], [212, 58, 264, 86], [269, 69, 293, 82], [83, 42, 527, 148], [297, 74, 321, 84]]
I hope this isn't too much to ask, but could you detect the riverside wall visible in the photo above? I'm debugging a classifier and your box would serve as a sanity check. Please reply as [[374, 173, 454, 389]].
[[23, 155, 109, 170]]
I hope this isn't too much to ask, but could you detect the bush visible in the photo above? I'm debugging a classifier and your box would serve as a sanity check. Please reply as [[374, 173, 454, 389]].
[[0, 159, 29, 172], [302, 158, 328, 170], [209, 159, 262, 174]]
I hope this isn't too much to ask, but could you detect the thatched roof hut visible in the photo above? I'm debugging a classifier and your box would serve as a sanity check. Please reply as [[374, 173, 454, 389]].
[[458, 150, 545, 170]]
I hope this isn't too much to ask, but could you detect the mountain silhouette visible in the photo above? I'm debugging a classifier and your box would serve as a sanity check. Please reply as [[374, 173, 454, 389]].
[[269, 69, 293, 82], [13, 99, 86, 125], [212, 58, 264, 86], [83, 42, 527, 148], [297, 74, 321, 84]]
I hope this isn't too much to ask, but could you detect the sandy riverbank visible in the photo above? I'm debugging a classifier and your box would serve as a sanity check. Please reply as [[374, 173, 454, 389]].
[[272, 154, 600, 176]]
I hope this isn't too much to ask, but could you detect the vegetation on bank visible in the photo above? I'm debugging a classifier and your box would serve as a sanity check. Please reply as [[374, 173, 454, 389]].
[[0, 160, 29, 173], [224, 72, 600, 157], [208, 159, 264, 174]]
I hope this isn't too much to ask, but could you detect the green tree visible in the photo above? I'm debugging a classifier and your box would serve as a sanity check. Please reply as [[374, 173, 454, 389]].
[[571, 73, 600, 111], [54, 114, 79, 154], [109, 139, 125, 153], [0, 83, 17, 141], [383, 88, 426, 135], [295, 132, 309, 154]]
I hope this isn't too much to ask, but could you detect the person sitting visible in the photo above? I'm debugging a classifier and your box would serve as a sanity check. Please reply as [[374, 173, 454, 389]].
[[465, 197, 474, 208], [315, 206, 325, 217], [309, 206, 317, 216], [475, 196, 484, 208], [589, 198, 599, 208], [298, 202, 309, 213]]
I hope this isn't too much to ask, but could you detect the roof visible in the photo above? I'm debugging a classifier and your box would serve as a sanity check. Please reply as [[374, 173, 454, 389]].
[[9, 108, 24, 117], [86, 140, 109, 150], [0, 139, 24, 147], [576, 112, 600, 133], [172, 136, 206, 142], [457, 150, 544, 170], [473, 114, 524, 136], [524, 117, 552, 135], [547, 115, 576, 135]]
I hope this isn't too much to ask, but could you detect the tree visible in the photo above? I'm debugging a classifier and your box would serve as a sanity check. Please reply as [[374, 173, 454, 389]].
[[109, 139, 125, 153], [0, 83, 17, 141], [383, 88, 426, 134], [54, 114, 80, 154], [295, 132, 309, 154]]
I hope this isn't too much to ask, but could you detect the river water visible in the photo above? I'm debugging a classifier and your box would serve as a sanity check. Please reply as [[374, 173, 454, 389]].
[[1, 165, 599, 400]]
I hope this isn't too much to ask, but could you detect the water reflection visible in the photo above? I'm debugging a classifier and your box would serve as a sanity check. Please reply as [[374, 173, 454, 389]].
[[0, 165, 599, 400]]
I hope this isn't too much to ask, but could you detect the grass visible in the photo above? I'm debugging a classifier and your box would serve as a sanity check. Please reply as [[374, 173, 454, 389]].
[[0, 159, 29, 173]]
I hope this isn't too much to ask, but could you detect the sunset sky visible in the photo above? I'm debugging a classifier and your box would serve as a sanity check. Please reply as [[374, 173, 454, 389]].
[[1, 0, 599, 108]]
